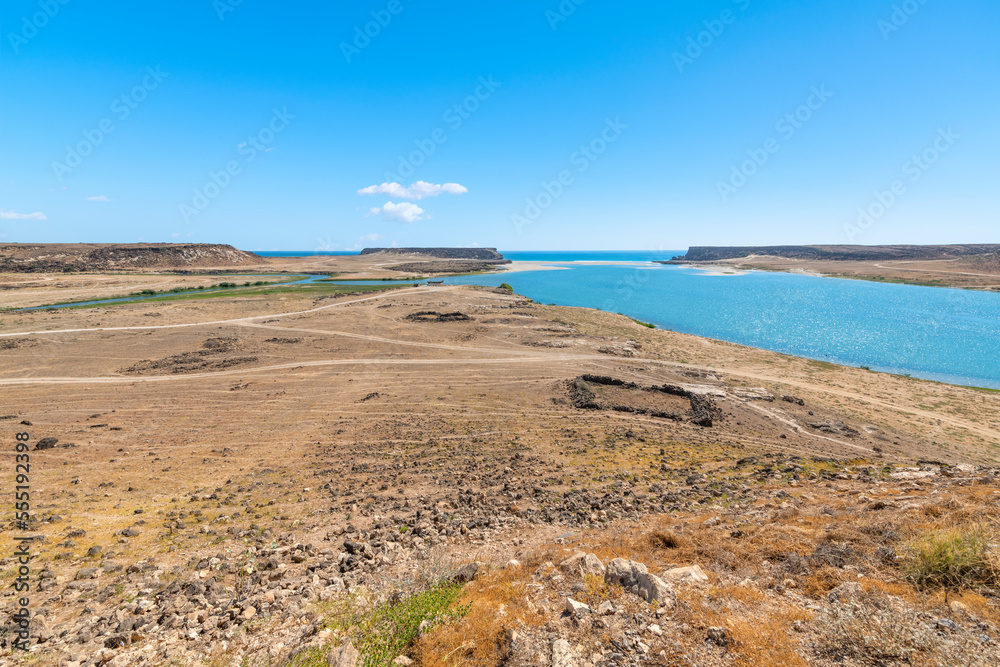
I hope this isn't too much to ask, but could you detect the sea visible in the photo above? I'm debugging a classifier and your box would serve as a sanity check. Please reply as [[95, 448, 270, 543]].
[[194, 251, 1000, 389]]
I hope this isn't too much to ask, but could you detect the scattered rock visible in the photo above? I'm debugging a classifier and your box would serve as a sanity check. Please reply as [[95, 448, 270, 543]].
[[663, 564, 709, 583], [327, 642, 360, 667], [827, 581, 863, 604], [552, 638, 578, 667], [596, 601, 616, 616], [605, 558, 674, 605], [706, 626, 731, 646], [564, 597, 591, 617], [35, 437, 58, 450], [452, 562, 479, 583], [559, 552, 605, 577]]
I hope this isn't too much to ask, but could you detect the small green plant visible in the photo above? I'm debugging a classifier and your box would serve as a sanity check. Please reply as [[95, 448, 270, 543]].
[[860, 365, 872, 371], [498, 283, 514, 291]]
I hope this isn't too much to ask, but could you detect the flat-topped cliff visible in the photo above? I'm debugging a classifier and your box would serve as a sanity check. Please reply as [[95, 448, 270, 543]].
[[676, 244, 1000, 262]]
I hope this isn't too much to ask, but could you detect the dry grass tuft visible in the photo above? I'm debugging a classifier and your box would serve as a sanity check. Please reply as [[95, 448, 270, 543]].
[[646, 530, 683, 550]]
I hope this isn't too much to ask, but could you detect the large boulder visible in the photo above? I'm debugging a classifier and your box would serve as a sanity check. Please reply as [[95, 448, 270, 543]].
[[605, 558, 674, 604]]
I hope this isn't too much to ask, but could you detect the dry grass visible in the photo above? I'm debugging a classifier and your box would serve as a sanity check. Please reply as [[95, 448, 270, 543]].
[[672, 585, 810, 667], [412, 564, 541, 666]]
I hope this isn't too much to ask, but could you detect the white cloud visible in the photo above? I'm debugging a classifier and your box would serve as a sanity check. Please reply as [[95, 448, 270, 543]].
[[86, 195, 110, 202], [0, 209, 46, 220], [368, 201, 427, 224], [357, 181, 468, 200]]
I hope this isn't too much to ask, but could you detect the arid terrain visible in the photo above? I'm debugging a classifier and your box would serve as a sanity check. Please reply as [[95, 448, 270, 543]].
[[668, 245, 1000, 292], [1, 256, 998, 666]]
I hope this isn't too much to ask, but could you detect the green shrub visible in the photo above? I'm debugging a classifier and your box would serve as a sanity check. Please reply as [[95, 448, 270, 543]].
[[498, 283, 513, 292], [903, 525, 997, 590]]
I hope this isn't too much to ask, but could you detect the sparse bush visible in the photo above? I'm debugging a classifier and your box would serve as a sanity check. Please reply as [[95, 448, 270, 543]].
[[817, 594, 938, 665], [816, 592, 1000, 666]]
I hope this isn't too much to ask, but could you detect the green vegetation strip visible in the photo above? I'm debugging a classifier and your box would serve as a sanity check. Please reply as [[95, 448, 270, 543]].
[[25, 282, 400, 311], [291, 582, 468, 667]]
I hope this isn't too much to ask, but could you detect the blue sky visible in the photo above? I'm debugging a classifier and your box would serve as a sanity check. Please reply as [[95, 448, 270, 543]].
[[1, 0, 997, 251]]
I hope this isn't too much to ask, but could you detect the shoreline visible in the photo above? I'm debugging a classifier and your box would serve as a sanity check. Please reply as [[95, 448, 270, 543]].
[[673, 258, 1000, 292]]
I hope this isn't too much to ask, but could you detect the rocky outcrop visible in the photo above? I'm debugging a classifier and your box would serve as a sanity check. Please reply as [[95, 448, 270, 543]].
[[0, 243, 261, 273]]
